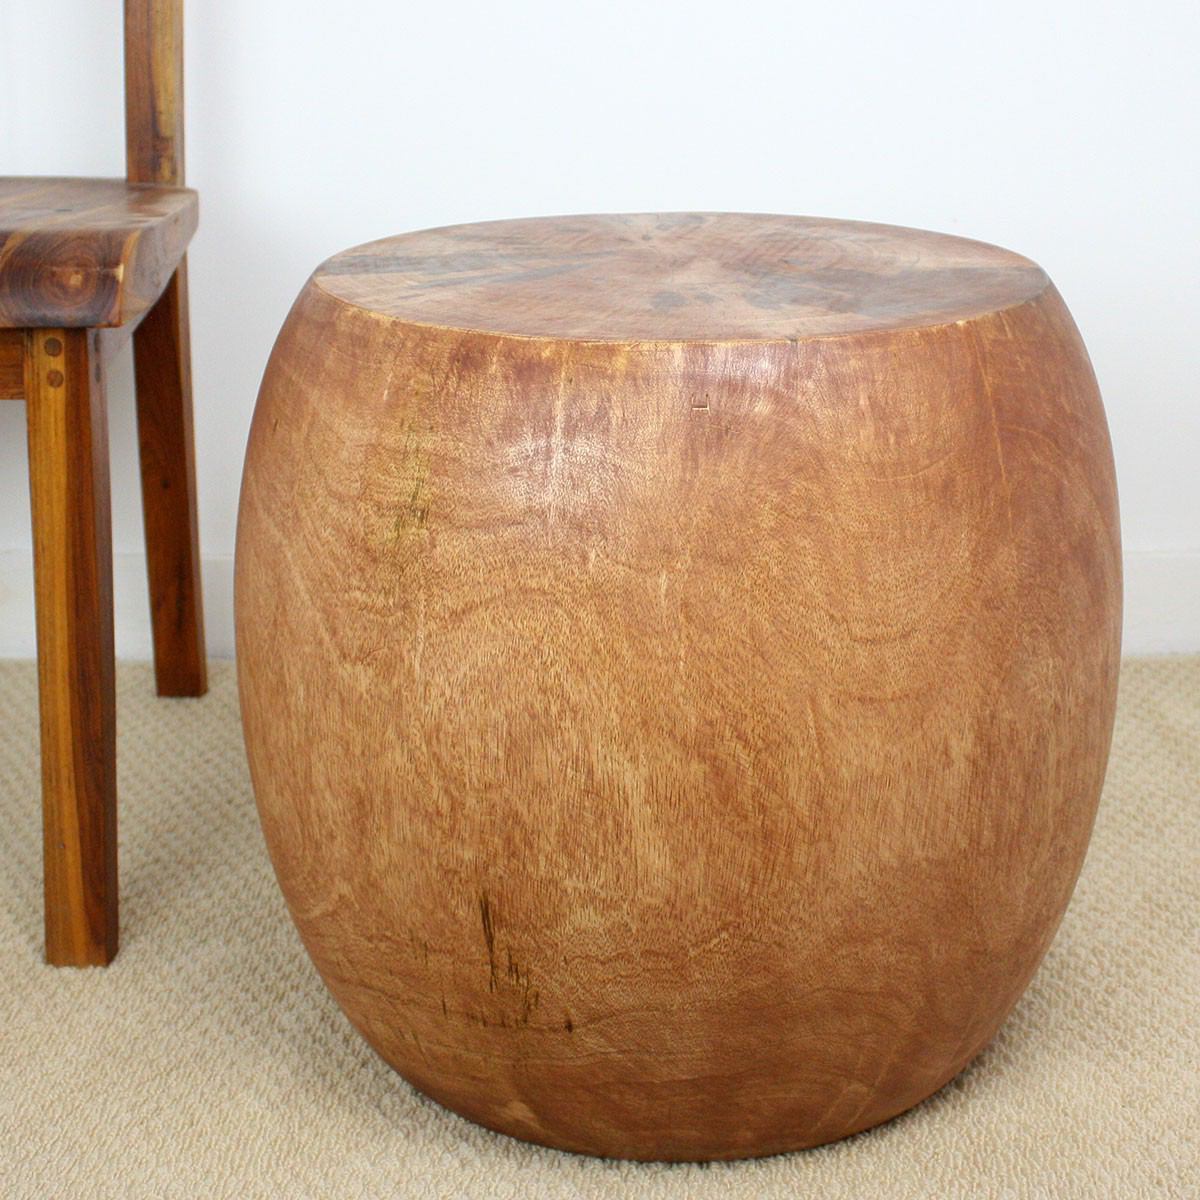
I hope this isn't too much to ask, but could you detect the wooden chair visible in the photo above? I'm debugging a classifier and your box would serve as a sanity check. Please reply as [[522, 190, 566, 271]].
[[0, 1, 205, 966]]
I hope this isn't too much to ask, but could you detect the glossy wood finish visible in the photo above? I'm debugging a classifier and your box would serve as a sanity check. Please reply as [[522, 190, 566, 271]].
[[0, 177, 196, 329], [26, 330, 118, 966], [3, 0, 205, 965], [237, 214, 1122, 1159], [125, 0, 185, 187], [134, 264, 206, 695]]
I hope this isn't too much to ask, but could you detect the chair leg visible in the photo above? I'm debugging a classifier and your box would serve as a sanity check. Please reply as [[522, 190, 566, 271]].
[[132, 260, 207, 697], [25, 328, 118, 966]]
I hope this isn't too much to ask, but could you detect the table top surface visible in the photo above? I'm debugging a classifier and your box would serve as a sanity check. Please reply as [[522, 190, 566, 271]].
[[312, 212, 1049, 342]]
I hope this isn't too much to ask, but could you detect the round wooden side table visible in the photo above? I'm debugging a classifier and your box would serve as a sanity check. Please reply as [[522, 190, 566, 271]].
[[235, 213, 1121, 1161]]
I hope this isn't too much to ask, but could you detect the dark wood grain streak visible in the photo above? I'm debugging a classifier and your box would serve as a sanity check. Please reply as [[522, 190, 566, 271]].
[[26, 329, 118, 966], [236, 214, 1122, 1159]]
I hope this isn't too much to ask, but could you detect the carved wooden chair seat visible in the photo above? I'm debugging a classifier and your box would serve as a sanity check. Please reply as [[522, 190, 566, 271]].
[[0, 2, 205, 966]]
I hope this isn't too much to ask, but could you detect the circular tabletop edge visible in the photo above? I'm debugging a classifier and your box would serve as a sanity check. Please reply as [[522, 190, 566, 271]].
[[308, 212, 1052, 344]]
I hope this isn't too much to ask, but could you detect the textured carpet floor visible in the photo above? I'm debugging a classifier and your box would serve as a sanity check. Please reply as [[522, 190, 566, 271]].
[[0, 657, 1197, 1199]]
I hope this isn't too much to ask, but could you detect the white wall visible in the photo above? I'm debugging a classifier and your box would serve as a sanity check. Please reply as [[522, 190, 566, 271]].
[[1, 0, 1197, 657]]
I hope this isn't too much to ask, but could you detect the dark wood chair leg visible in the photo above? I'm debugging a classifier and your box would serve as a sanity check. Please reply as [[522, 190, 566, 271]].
[[132, 261, 207, 697], [25, 328, 119, 966]]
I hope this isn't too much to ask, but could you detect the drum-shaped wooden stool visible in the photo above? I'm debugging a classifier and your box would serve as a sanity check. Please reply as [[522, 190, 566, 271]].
[[235, 213, 1121, 1161]]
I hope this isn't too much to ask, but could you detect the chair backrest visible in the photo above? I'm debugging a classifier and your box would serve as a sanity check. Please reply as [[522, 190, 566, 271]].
[[124, 0, 184, 187]]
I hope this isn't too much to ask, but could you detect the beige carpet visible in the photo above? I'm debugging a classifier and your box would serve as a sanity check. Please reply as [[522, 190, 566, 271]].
[[0, 657, 1197, 1199]]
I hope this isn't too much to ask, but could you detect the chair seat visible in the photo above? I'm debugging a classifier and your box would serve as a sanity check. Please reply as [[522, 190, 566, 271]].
[[0, 176, 197, 329]]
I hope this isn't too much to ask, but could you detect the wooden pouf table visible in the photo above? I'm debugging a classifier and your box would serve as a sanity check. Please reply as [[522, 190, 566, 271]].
[[235, 213, 1121, 1161]]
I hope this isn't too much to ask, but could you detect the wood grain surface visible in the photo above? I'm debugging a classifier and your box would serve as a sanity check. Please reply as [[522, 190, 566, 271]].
[[132, 264, 207, 696], [3, 0, 204, 966], [25, 329, 118, 966], [236, 213, 1122, 1160], [0, 328, 22, 399], [0, 177, 196, 329], [123, 0, 206, 696], [124, 0, 185, 188], [315, 211, 1048, 339]]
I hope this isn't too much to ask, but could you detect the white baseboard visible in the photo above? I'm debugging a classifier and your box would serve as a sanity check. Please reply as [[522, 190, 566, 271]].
[[0, 547, 1196, 660]]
